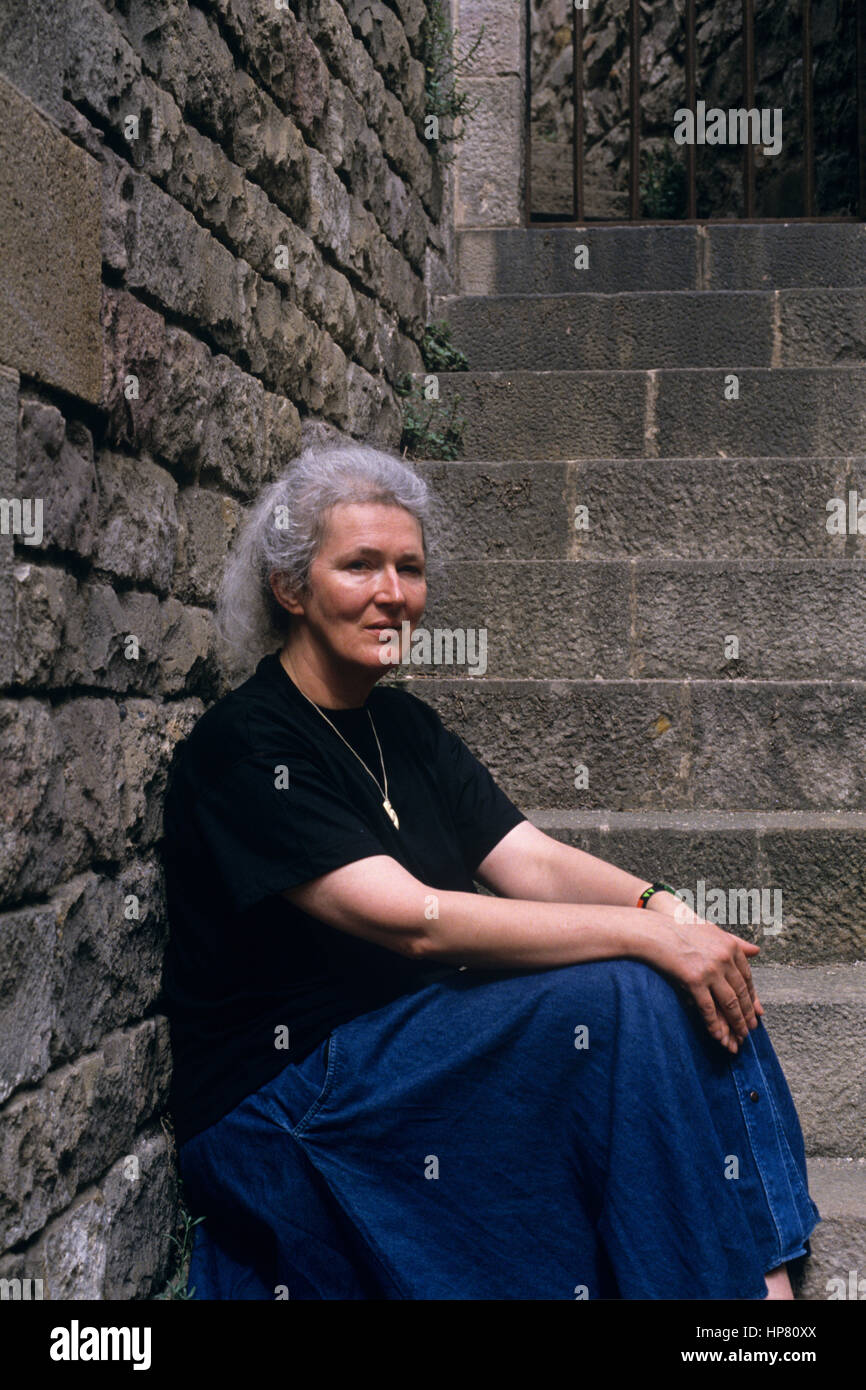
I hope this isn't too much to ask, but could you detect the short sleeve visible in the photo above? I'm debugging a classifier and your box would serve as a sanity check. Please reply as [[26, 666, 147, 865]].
[[191, 751, 387, 915], [435, 722, 527, 876]]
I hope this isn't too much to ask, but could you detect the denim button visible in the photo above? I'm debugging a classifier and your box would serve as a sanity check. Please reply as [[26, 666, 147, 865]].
[[750, 1090, 760, 1102]]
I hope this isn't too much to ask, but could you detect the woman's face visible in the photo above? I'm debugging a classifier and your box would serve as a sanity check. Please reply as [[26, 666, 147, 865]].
[[286, 502, 427, 671]]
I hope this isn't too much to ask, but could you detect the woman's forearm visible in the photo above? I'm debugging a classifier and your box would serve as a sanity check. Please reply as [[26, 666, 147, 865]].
[[420, 888, 661, 969], [538, 841, 659, 910]]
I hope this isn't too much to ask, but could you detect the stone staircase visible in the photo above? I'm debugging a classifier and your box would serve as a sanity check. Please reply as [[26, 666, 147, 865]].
[[413, 222, 866, 1300]]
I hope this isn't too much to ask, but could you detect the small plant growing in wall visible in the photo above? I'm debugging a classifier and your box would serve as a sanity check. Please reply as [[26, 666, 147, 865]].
[[396, 375, 466, 461], [421, 0, 485, 165], [154, 1201, 205, 1300], [422, 320, 469, 372], [396, 320, 468, 460]]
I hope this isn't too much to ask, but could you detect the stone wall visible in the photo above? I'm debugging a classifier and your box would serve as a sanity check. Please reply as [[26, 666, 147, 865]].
[[0, 0, 453, 1298], [530, 0, 859, 219]]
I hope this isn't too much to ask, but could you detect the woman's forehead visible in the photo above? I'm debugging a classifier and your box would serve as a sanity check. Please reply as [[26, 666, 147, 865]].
[[321, 501, 424, 545]]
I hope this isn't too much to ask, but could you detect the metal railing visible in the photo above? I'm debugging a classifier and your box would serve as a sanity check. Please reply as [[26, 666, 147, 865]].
[[524, 0, 866, 222]]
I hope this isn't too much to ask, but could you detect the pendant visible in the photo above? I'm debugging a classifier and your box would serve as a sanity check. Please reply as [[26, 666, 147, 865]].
[[383, 798, 399, 829]]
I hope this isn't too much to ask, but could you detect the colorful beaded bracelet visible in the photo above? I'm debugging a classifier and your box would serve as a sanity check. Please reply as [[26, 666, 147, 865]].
[[637, 881, 679, 909]]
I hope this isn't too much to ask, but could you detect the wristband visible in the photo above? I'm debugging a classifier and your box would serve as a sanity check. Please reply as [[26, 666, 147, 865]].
[[637, 881, 679, 909]]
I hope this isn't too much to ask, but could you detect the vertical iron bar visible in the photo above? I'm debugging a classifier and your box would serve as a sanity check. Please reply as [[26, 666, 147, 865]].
[[524, 0, 532, 223], [629, 0, 641, 217], [686, 0, 696, 219], [573, 0, 585, 220], [803, 0, 815, 215], [742, 0, 756, 216]]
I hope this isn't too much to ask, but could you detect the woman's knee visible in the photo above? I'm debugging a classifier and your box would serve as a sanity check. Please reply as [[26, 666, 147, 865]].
[[539, 956, 676, 1008], [531, 957, 689, 1051]]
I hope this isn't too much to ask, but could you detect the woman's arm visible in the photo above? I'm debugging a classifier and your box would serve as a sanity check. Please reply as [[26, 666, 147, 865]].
[[473, 819, 658, 908], [282, 852, 761, 1053]]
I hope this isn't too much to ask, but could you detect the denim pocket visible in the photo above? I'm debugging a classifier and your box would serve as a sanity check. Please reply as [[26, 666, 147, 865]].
[[290, 1033, 338, 1138], [245, 1033, 337, 1138]]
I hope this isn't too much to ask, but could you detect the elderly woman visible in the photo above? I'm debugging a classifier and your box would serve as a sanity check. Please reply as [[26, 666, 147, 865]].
[[161, 440, 819, 1301]]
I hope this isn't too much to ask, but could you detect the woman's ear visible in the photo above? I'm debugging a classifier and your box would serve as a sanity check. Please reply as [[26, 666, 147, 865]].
[[269, 571, 305, 617]]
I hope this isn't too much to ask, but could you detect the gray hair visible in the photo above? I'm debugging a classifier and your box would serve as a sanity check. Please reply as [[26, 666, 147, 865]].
[[214, 441, 448, 677]]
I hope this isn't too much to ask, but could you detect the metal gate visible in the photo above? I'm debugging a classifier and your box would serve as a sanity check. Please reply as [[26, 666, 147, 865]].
[[525, 0, 866, 222]]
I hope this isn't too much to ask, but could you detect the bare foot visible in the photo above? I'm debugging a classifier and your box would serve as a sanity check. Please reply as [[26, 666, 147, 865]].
[[764, 1265, 794, 1300]]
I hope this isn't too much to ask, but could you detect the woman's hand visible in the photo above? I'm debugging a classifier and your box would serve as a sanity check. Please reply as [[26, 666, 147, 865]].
[[643, 905, 764, 1054]]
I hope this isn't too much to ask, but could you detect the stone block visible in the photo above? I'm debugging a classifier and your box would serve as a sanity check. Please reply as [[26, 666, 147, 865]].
[[101, 1125, 178, 1300], [345, 361, 402, 447], [0, 895, 55, 1102], [454, 0, 523, 75], [0, 698, 64, 903], [9, 558, 222, 700], [798, 1159, 866, 1301], [0, 859, 166, 1101], [101, 151, 248, 347], [0, 73, 101, 402], [10, 563, 79, 687], [11, 564, 166, 693], [93, 451, 179, 594], [632, 560, 866, 681], [383, 0, 427, 53], [454, 75, 524, 228], [100, 289, 170, 457], [754, 965, 866, 1158], [51, 860, 167, 1068], [4, 691, 213, 879], [261, 389, 303, 482], [198, 352, 279, 495], [158, 600, 219, 698], [61, 581, 162, 693], [53, 698, 126, 866], [174, 488, 242, 606], [0, 0, 72, 126], [0, 1019, 171, 1247], [230, 68, 310, 224], [211, 0, 329, 130], [16, 397, 98, 558], [118, 698, 204, 851], [342, 0, 423, 120], [378, 86, 436, 213], [527, 810, 866, 964], [0, 1125, 177, 1300], [654, 368, 866, 459]]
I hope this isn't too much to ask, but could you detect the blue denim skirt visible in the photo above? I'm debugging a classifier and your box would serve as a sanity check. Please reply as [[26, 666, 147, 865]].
[[178, 958, 820, 1300]]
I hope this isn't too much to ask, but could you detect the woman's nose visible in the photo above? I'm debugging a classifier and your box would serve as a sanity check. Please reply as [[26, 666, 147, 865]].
[[376, 566, 404, 602]]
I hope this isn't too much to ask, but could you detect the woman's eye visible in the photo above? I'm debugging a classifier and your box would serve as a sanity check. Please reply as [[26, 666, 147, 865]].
[[347, 561, 423, 574]]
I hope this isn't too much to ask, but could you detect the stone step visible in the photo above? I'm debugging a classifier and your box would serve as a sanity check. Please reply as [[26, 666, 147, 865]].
[[457, 224, 866, 297], [435, 289, 866, 371], [402, 678, 866, 820], [797, 1159, 866, 1300], [417, 367, 866, 460], [416, 457, 866, 561], [420, 559, 866, 681], [750, 966, 866, 1159], [458, 807, 866, 964]]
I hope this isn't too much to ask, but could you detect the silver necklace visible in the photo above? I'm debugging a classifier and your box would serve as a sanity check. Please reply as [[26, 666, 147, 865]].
[[287, 661, 400, 829]]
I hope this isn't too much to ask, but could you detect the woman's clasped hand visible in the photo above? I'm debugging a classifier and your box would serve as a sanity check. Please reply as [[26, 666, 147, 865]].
[[646, 902, 763, 1055]]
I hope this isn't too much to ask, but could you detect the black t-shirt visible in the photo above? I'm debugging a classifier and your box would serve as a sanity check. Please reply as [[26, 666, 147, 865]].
[[159, 650, 527, 1147]]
